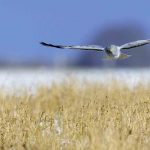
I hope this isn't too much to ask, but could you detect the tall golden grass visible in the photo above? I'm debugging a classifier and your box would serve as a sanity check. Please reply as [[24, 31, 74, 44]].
[[0, 80, 150, 150]]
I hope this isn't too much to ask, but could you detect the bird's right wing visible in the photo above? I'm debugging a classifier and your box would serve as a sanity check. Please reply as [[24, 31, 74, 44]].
[[40, 42, 104, 51], [120, 39, 150, 50]]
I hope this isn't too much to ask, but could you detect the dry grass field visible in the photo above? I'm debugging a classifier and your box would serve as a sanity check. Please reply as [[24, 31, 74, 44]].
[[0, 80, 150, 150]]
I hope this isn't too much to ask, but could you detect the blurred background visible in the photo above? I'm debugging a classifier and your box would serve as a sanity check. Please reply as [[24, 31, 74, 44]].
[[0, 0, 150, 68]]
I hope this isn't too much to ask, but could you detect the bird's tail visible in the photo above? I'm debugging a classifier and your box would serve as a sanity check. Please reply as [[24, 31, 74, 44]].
[[103, 53, 131, 60], [118, 53, 131, 59], [103, 56, 114, 60]]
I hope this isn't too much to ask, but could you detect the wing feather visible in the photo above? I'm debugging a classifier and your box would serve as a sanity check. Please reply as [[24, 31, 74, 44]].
[[40, 42, 104, 51], [120, 39, 150, 49]]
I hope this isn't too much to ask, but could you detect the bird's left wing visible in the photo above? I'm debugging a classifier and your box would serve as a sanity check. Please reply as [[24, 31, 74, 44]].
[[40, 42, 104, 51], [120, 39, 150, 50]]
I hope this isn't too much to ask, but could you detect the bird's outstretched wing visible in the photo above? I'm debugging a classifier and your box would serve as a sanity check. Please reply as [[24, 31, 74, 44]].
[[40, 42, 104, 51], [120, 39, 150, 50]]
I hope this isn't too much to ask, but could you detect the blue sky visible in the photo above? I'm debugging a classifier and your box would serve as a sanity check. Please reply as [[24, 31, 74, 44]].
[[0, 0, 150, 65]]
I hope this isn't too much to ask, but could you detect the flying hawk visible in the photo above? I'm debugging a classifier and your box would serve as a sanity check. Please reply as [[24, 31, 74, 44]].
[[40, 39, 150, 60]]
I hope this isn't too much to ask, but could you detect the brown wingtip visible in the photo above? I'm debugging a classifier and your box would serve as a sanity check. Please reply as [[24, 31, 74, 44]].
[[40, 42, 49, 46], [40, 42, 64, 48]]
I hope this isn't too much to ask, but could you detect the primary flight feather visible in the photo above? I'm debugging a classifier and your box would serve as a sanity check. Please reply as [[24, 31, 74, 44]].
[[40, 42, 104, 51]]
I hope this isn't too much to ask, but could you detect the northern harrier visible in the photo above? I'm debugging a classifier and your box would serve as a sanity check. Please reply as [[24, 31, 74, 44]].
[[40, 39, 150, 60]]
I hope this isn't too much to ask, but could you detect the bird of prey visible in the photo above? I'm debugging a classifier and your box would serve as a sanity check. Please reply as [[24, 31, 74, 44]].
[[40, 39, 150, 60]]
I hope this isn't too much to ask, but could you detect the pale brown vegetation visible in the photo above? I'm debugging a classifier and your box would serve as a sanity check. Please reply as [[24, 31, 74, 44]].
[[0, 80, 150, 150]]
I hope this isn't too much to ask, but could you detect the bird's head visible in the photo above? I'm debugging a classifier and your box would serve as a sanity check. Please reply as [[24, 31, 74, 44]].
[[105, 46, 111, 52]]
